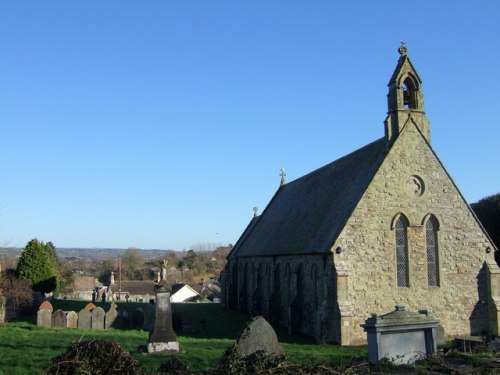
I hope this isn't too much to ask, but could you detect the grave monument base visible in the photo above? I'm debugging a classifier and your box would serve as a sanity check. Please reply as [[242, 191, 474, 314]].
[[147, 341, 180, 353]]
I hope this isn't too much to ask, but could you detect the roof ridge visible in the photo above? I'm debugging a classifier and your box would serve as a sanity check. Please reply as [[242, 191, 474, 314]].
[[286, 137, 386, 186]]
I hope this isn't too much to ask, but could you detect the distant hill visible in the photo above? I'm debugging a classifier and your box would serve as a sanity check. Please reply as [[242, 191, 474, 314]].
[[0, 247, 178, 260]]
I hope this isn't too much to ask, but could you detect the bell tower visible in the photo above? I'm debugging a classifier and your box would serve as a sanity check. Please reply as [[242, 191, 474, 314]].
[[385, 44, 430, 146]]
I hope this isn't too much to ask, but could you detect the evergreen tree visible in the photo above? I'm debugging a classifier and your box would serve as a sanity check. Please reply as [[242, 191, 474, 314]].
[[16, 239, 59, 293], [471, 193, 500, 266]]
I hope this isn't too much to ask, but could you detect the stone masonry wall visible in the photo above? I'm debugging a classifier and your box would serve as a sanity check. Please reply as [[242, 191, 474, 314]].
[[333, 120, 498, 344]]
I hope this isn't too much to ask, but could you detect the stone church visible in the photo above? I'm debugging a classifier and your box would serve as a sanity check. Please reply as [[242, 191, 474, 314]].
[[221, 46, 500, 345]]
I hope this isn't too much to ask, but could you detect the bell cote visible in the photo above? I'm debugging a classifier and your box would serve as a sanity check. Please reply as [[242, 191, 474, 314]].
[[385, 44, 430, 145]]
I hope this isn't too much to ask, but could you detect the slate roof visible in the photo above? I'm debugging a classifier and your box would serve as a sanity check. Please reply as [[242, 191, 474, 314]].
[[230, 137, 388, 258], [117, 280, 155, 295]]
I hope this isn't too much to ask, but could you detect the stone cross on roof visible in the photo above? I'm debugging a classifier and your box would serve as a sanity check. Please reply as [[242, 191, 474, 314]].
[[398, 40, 407, 56], [280, 169, 286, 186]]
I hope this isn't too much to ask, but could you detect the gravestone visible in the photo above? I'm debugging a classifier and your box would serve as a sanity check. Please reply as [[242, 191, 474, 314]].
[[148, 284, 179, 353], [66, 311, 78, 328], [78, 308, 91, 329], [134, 307, 144, 329], [105, 303, 119, 329], [143, 304, 155, 332], [52, 309, 67, 329], [6, 299, 18, 320], [119, 309, 130, 329], [37, 301, 54, 328], [91, 306, 105, 330], [37, 309, 52, 328], [39, 301, 53, 312], [0, 296, 6, 326], [233, 316, 285, 358], [84, 303, 96, 312]]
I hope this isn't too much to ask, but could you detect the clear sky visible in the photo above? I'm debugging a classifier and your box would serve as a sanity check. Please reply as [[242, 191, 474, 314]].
[[1, 1, 499, 250]]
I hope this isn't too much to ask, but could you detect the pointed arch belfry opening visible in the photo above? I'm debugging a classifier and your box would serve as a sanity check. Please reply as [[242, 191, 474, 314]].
[[402, 75, 419, 109]]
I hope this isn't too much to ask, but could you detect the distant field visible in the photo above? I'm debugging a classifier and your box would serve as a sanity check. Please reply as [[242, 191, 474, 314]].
[[0, 301, 367, 374]]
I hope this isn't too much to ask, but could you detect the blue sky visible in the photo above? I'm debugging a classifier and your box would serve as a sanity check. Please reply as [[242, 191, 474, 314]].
[[1, 1, 499, 250]]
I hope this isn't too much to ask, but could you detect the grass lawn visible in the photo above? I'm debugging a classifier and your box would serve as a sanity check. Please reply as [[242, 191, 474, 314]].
[[0, 300, 367, 374]]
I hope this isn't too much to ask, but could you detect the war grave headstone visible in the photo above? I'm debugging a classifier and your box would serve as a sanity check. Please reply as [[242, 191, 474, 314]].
[[52, 309, 67, 329], [147, 260, 179, 353], [78, 308, 91, 329], [91, 306, 105, 330], [105, 303, 119, 329], [66, 311, 78, 328], [37, 301, 53, 328]]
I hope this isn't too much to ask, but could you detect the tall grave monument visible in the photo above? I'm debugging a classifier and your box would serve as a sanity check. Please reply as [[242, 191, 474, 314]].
[[147, 260, 179, 353]]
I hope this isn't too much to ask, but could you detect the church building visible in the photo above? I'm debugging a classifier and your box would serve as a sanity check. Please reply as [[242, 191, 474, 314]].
[[222, 46, 500, 344]]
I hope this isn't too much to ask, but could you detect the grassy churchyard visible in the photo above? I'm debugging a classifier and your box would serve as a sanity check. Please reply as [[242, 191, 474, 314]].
[[0, 300, 367, 374]]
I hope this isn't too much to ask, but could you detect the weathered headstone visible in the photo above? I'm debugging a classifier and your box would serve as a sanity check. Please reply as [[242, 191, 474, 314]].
[[66, 311, 78, 329], [37, 309, 52, 328], [143, 304, 155, 332], [148, 284, 179, 353], [52, 309, 67, 329], [37, 301, 54, 328], [91, 306, 105, 330], [78, 308, 91, 329], [233, 316, 285, 358], [39, 301, 53, 312], [134, 307, 144, 329], [119, 309, 130, 329], [0, 296, 6, 326], [84, 302, 96, 312], [6, 299, 18, 320], [105, 303, 119, 329]]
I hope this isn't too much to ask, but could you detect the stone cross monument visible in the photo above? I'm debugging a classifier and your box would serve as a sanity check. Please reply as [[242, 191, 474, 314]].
[[147, 259, 179, 353]]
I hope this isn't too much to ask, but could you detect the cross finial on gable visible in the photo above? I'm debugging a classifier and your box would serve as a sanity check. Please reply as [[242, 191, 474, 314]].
[[280, 168, 286, 186], [399, 40, 407, 56]]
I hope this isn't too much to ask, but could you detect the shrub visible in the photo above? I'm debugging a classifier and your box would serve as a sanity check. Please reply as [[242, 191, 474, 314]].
[[46, 338, 145, 375], [156, 356, 190, 375]]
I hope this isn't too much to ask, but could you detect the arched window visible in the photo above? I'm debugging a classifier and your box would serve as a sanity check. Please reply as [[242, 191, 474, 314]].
[[425, 216, 440, 286], [395, 215, 409, 287]]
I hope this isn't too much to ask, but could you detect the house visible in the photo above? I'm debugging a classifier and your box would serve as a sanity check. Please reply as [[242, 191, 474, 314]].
[[117, 280, 155, 302], [171, 283, 200, 303], [63, 275, 100, 300], [222, 46, 500, 345]]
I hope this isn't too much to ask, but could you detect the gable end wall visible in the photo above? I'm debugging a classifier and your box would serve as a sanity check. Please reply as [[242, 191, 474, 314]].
[[333, 122, 498, 344]]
